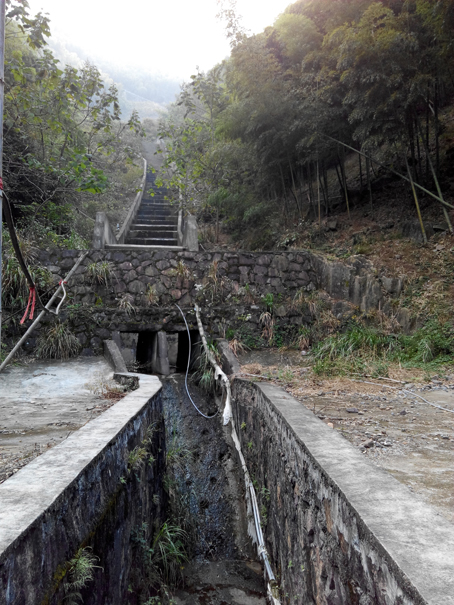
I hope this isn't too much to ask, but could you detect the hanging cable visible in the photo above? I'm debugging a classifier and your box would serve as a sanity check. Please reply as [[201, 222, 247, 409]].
[[175, 304, 217, 419], [2, 189, 45, 314], [348, 379, 454, 414]]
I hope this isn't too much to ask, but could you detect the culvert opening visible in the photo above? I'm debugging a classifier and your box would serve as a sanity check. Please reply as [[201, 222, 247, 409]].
[[176, 329, 200, 372], [134, 329, 201, 375], [135, 330, 156, 373]]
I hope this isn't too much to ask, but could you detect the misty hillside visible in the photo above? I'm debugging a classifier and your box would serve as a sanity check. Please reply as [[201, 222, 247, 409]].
[[49, 35, 182, 118]]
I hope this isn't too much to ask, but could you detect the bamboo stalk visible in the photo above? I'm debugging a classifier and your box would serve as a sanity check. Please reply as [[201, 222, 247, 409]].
[[416, 118, 453, 234], [405, 155, 427, 244], [322, 134, 454, 210]]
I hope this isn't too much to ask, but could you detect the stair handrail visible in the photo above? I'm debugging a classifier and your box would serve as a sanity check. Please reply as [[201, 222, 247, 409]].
[[117, 157, 147, 244]]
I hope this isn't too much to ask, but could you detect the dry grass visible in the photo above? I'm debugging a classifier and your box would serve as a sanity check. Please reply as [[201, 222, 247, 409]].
[[240, 361, 447, 401], [228, 337, 250, 357]]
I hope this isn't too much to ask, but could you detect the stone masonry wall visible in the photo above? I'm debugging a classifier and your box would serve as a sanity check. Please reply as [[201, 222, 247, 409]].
[[36, 248, 402, 312], [231, 379, 454, 605], [7, 248, 406, 358]]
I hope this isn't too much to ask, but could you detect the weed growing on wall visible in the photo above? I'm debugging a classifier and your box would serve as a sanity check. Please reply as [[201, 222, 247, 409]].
[[146, 284, 159, 306], [193, 339, 220, 393], [131, 521, 188, 605], [63, 547, 101, 605], [118, 293, 136, 316], [35, 321, 81, 359], [228, 337, 249, 358], [87, 261, 115, 286]]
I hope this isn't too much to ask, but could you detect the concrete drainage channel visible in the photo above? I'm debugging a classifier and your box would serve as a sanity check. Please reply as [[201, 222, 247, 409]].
[[0, 339, 454, 604]]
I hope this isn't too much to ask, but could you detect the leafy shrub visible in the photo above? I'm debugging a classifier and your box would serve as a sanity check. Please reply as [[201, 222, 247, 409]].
[[63, 547, 101, 605]]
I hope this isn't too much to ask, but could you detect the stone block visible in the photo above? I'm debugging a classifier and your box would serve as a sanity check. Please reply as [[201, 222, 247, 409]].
[[271, 256, 289, 271], [76, 332, 87, 345], [254, 265, 268, 275], [114, 281, 127, 294], [167, 334, 179, 368], [119, 262, 133, 271], [145, 266, 159, 277], [128, 280, 144, 294], [124, 269, 138, 283], [103, 339, 128, 373], [381, 276, 403, 298], [239, 255, 255, 266], [151, 331, 170, 376], [288, 262, 302, 272], [256, 255, 271, 266]]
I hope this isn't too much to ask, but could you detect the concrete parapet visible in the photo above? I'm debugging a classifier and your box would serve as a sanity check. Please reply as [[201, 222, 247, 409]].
[[182, 213, 199, 251], [117, 157, 147, 245], [92, 211, 117, 249]]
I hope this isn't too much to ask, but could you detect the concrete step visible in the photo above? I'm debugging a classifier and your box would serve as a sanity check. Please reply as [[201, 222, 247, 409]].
[[136, 215, 177, 222], [130, 222, 177, 231], [106, 243, 184, 251], [126, 236, 179, 246], [128, 229, 178, 238]]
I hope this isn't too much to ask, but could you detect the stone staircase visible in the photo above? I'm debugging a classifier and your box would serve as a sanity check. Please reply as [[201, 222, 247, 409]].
[[124, 171, 181, 248]]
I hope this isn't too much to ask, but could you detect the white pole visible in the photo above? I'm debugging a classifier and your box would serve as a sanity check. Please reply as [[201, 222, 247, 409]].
[[0, 0, 5, 354]]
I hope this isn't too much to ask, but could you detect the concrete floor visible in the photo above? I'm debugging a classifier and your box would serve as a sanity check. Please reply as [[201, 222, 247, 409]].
[[0, 357, 113, 482]]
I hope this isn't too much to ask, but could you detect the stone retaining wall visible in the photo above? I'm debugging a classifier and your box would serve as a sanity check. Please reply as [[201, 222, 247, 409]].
[[36, 248, 402, 312], [6, 248, 407, 359], [231, 379, 454, 605]]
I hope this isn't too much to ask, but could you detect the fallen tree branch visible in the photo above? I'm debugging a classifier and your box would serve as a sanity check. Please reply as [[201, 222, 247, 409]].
[[194, 303, 232, 425]]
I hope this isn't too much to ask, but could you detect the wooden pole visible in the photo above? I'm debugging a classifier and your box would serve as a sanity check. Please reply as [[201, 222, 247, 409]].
[[322, 133, 454, 210], [405, 155, 427, 245]]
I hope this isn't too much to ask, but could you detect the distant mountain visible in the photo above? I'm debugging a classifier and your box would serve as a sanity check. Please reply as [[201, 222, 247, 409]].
[[49, 35, 182, 119]]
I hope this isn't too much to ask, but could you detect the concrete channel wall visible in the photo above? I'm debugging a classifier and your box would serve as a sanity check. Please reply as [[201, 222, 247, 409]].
[[232, 379, 454, 605], [0, 375, 165, 605]]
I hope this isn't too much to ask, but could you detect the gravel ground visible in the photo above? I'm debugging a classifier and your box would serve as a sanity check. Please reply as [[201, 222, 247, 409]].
[[239, 350, 454, 523]]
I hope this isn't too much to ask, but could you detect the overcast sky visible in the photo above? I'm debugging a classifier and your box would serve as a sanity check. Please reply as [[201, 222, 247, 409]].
[[27, 0, 292, 80]]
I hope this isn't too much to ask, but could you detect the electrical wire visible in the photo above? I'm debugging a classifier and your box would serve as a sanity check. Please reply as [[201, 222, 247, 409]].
[[2, 190, 45, 311], [175, 304, 217, 419], [349, 379, 454, 414]]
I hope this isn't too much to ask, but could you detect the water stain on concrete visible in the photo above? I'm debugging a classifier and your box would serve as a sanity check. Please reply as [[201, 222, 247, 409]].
[[0, 357, 113, 482]]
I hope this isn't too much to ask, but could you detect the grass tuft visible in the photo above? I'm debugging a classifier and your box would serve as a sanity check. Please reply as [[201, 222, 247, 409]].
[[35, 322, 81, 360], [313, 319, 454, 375]]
